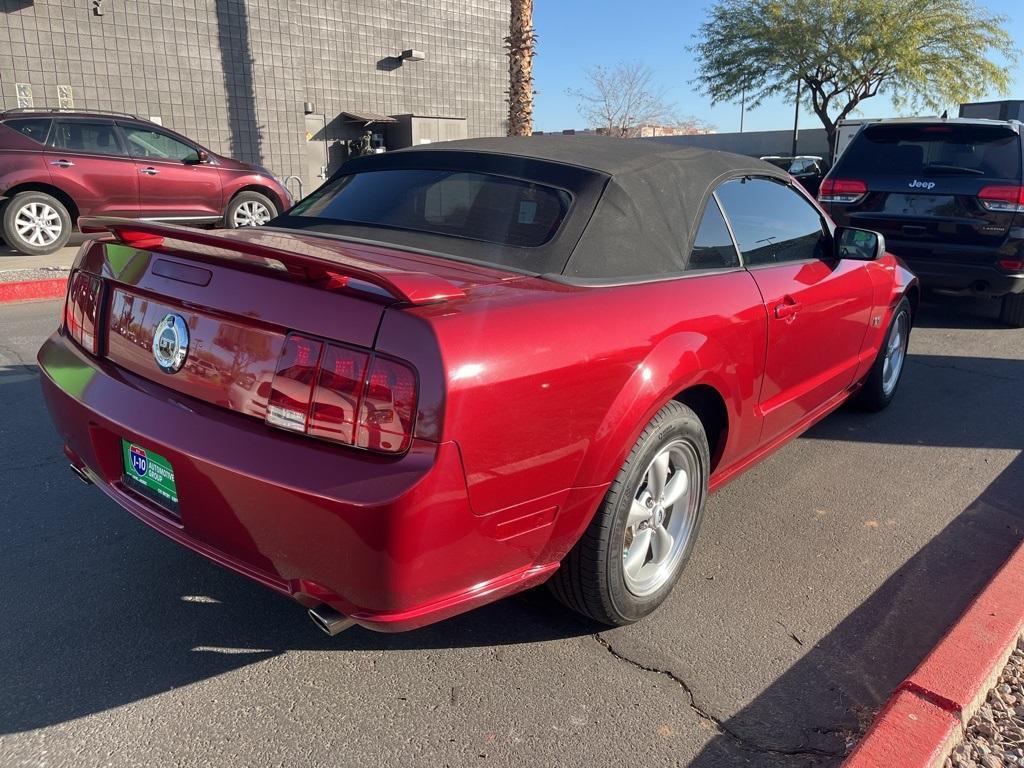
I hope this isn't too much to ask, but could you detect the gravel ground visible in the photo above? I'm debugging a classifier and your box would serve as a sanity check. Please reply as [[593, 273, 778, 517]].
[[949, 637, 1024, 768], [0, 266, 70, 283]]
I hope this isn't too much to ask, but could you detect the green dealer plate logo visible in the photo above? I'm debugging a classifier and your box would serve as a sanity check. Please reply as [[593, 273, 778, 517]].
[[121, 440, 179, 513]]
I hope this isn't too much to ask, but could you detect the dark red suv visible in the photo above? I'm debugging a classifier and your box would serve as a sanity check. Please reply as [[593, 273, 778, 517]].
[[0, 109, 292, 255]]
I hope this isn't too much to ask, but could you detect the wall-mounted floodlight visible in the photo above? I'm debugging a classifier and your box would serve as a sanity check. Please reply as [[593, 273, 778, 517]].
[[400, 50, 426, 62]]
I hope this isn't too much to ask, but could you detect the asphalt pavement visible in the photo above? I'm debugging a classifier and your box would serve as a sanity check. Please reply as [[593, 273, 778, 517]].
[[1, 296, 1021, 768]]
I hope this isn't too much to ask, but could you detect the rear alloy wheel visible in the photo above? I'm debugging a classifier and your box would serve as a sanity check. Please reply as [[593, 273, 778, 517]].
[[856, 297, 912, 411], [1000, 292, 1024, 328], [548, 401, 709, 626], [2, 191, 72, 255], [225, 191, 277, 228]]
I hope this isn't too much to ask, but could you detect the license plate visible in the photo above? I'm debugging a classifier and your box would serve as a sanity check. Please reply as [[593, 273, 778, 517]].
[[121, 440, 179, 515]]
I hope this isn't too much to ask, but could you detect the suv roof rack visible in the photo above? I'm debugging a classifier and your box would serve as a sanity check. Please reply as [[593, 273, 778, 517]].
[[0, 107, 143, 120]]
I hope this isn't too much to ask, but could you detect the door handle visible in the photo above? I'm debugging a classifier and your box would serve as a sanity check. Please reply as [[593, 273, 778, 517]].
[[774, 299, 801, 320], [139, 167, 159, 175], [50, 159, 74, 168]]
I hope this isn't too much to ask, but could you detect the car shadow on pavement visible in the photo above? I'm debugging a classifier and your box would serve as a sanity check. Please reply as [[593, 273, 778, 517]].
[[685, 350, 1023, 765], [912, 293, 1008, 330]]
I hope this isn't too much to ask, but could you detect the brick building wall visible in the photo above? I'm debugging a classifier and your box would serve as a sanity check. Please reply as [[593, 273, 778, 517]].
[[0, 0, 509, 189]]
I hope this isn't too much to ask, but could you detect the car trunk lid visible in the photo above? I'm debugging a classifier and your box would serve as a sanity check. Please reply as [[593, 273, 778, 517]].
[[78, 219, 520, 423]]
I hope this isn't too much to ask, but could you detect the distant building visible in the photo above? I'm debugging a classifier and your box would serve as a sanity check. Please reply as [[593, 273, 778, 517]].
[[1, 0, 510, 194], [635, 123, 715, 137], [535, 123, 715, 138]]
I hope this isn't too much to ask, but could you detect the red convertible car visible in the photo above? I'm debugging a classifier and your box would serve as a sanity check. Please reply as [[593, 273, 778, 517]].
[[39, 137, 917, 634]]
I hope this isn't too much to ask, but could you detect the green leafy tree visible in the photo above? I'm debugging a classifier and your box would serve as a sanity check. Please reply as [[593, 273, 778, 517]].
[[693, 0, 1017, 156]]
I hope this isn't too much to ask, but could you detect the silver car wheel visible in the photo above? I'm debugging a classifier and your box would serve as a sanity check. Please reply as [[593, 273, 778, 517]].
[[622, 439, 702, 597], [881, 310, 909, 396], [13, 201, 63, 247], [233, 200, 272, 227]]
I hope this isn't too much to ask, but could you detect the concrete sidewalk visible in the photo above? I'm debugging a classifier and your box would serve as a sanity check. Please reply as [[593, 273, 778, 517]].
[[0, 237, 91, 282]]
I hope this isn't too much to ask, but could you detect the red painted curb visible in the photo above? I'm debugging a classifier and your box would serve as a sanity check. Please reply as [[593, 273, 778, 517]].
[[844, 690, 960, 768], [0, 277, 68, 304], [902, 541, 1024, 724], [844, 539, 1024, 767]]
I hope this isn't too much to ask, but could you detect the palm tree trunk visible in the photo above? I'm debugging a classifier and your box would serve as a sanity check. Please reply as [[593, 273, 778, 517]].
[[507, 0, 536, 136]]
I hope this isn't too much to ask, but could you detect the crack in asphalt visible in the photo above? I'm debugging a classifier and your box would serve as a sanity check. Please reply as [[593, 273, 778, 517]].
[[593, 633, 844, 761]]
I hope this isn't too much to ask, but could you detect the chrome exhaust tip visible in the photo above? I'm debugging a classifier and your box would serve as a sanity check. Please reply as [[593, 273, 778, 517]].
[[69, 464, 93, 485], [308, 604, 356, 636]]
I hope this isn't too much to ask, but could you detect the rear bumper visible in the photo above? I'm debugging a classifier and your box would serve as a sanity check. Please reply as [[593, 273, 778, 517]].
[[37, 332, 566, 632], [894, 256, 1024, 297]]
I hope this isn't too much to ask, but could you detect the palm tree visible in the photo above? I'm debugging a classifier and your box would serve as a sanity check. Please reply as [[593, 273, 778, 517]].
[[506, 0, 536, 136]]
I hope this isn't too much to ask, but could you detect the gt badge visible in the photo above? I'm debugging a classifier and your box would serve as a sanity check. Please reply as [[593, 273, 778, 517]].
[[152, 313, 190, 373]]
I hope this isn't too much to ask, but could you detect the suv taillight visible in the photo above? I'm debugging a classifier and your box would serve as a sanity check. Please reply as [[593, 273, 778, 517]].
[[818, 178, 868, 204], [265, 334, 418, 454], [978, 185, 1024, 213], [64, 270, 103, 355]]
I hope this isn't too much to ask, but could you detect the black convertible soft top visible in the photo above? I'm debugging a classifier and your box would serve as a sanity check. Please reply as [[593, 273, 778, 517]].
[[276, 135, 791, 281]]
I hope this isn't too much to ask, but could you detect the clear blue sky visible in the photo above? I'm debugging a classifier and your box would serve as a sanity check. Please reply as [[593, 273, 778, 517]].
[[533, 0, 1024, 133]]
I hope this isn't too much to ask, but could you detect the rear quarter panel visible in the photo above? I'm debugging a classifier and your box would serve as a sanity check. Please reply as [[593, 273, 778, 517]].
[[0, 150, 54, 195], [378, 270, 769, 518]]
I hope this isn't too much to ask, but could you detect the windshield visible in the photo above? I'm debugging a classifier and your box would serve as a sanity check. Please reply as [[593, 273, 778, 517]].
[[288, 169, 572, 248], [840, 123, 1021, 180]]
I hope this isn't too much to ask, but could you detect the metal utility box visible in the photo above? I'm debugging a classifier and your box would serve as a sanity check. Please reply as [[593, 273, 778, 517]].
[[958, 101, 1024, 121], [387, 115, 468, 148]]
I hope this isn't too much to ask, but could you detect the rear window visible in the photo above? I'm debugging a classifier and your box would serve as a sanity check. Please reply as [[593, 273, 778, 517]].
[[840, 123, 1021, 180], [51, 121, 125, 156], [3, 118, 51, 144], [289, 169, 572, 248]]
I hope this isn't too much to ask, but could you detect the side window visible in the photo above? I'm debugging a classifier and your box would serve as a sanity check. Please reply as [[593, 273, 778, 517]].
[[3, 118, 51, 144], [687, 197, 740, 270], [715, 177, 827, 266], [52, 121, 126, 156], [121, 125, 199, 163]]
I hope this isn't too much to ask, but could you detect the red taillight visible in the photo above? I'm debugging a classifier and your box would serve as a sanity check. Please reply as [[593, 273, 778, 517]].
[[978, 185, 1024, 213], [266, 336, 323, 433], [64, 270, 103, 355], [357, 356, 418, 454], [308, 345, 370, 445], [998, 259, 1024, 272], [818, 178, 868, 204], [266, 333, 418, 454]]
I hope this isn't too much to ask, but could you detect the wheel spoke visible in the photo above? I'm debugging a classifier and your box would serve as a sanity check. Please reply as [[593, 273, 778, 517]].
[[623, 528, 652, 576], [649, 452, 670, 499], [650, 526, 674, 564], [627, 499, 650, 527], [662, 467, 689, 506]]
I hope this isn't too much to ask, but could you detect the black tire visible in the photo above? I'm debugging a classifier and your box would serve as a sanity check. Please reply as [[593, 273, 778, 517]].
[[2, 191, 72, 255], [855, 297, 912, 412], [548, 401, 709, 626], [1000, 293, 1024, 328], [223, 191, 277, 228]]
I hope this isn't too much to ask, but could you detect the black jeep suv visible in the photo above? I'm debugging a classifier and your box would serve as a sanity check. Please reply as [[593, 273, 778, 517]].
[[819, 118, 1024, 326]]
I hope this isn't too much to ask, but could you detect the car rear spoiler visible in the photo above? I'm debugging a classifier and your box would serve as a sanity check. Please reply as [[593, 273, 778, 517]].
[[77, 217, 466, 306]]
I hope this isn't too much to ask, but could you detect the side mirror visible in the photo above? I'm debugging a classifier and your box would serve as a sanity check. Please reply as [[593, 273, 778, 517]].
[[835, 226, 885, 261], [186, 149, 209, 165]]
